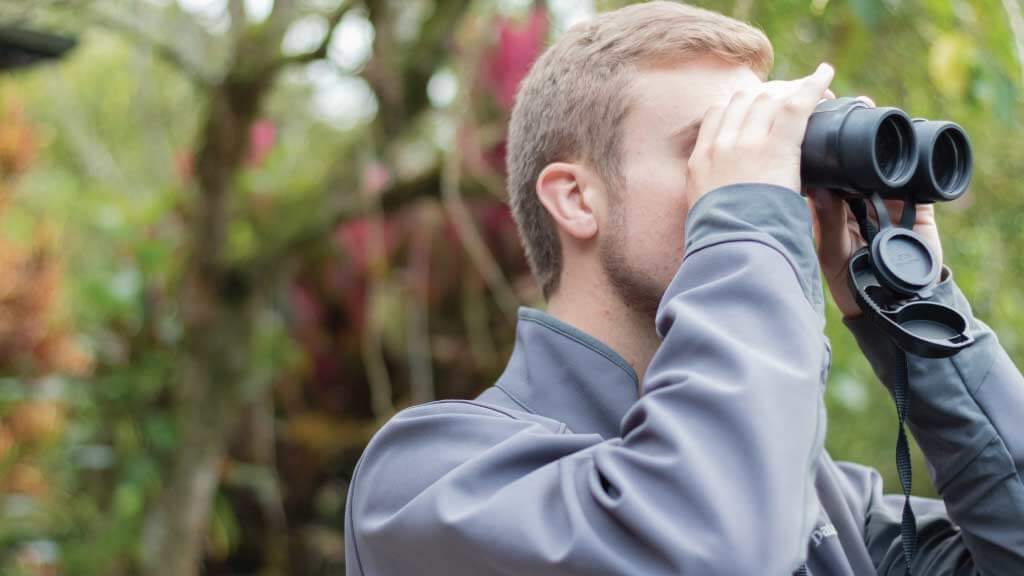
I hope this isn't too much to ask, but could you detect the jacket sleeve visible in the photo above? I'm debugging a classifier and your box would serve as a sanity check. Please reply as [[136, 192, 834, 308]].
[[345, 184, 831, 575], [843, 266, 1024, 575]]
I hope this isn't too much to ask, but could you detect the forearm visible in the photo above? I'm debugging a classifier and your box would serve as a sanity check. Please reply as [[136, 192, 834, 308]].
[[844, 267, 1024, 573], [644, 183, 831, 570]]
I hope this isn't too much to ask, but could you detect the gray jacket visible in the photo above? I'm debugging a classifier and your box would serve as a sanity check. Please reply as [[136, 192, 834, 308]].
[[344, 184, 1024, 575]]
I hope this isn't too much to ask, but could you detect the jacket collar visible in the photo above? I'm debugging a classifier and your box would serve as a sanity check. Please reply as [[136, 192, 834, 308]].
[[492, 307, 640, 439]]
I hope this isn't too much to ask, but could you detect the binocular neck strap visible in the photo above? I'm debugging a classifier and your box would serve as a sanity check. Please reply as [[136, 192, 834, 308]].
[[846, 197, 879, 243], [846, 190, 918, 239], [892, 349, 918, 572]]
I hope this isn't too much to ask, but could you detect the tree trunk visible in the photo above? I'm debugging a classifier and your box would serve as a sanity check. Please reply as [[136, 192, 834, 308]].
[[139, 412, 228, 576], [133, 0, 472, 570], [139, 64, 274, 576]]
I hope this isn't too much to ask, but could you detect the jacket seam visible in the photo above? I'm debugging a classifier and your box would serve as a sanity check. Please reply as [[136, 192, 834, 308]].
[[927, 354, 1003, 492], [951, 348, 1023, 487], [493, 384, 537, 414], [407, 398, 530, 420], [936, 434, 1008, 495], [519, 315, 639, 386]]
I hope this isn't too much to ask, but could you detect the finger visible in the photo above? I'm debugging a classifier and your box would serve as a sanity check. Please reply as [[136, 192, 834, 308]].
[[746, 81, 802, 138], [806, 189, 843, 255], [914, 202, 935, 225], [691, 103, 726, 158], [714, 88, 759, 146], [808, 189, 861, 256], [808, 187, 847, 233], [808, 192, 823, 251], [881, 198, 906, 224], [772, 63, 835, 143], [803, 62, 836, 103], [881, 197, 935, 227], [856, 95, 875, 107]]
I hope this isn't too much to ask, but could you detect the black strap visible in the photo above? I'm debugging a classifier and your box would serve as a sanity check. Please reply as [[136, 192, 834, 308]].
[[893, 348, 918, 572], [848, 195, 918, 571], [847, 198, 878, 245]]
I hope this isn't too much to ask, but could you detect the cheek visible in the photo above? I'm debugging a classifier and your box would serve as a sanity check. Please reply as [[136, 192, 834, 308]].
[[621, 168, 689, 248], [616, 188, 688, 278], [615, 142, 691, 275]]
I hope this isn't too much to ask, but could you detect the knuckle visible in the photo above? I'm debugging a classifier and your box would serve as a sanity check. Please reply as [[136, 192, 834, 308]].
[[736, 135, 760, 152], [712, 135, 733, 154], [728, 89, 752, 106], [782, 97, 804, 114], [705, 103, 725, 118]]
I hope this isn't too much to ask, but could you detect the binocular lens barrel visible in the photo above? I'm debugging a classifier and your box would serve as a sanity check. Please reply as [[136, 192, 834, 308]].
[[801, 100, 918, 192], [909, 120, 972, 202], [874, 116, 910, 183], [801, 98, 973, 202]]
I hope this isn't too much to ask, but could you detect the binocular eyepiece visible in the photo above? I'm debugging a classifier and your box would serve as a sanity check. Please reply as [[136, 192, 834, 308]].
[[801, 97, 973, 202]]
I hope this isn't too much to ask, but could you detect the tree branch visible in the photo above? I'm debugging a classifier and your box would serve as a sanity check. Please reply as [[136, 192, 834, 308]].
[[241, 166, 443, 281], [270, 0, 354, 71], [86, 7, 215, 86]]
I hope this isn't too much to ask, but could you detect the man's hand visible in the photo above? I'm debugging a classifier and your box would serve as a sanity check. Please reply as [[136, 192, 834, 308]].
[[685, 62, 835, 211], [806, 157, 945, 319]]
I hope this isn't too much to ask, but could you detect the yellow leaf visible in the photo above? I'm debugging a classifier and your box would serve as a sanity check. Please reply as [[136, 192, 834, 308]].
[[929, 33, 974, 99]]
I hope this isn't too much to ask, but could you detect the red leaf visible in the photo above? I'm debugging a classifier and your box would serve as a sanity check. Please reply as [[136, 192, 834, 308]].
[[484, 6, 548, 111]]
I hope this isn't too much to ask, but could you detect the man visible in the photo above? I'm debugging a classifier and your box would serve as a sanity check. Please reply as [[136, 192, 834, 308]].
[[344, 2, 1024, 574]]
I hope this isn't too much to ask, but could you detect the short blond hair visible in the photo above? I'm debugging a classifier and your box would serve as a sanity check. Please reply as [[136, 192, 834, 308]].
[[507, 1, 773, 298]]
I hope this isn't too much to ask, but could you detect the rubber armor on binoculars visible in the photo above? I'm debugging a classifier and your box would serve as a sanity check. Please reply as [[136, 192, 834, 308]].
[[800, 97, 975, 358]]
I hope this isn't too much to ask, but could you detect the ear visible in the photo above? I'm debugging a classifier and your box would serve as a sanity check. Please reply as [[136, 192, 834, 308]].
[[536, 162, 603, 241]]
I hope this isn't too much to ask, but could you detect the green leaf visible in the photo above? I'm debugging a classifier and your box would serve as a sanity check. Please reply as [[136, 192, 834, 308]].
[[849, 0, 881, 30]]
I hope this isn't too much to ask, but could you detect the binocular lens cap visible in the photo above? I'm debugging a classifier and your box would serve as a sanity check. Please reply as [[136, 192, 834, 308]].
[[870, 228, 941, 295]]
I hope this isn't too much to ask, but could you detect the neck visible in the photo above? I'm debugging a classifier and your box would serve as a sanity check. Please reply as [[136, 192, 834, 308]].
[[545, 279, 661, 388]]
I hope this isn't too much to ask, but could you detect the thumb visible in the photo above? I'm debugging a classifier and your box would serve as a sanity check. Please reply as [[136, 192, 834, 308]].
[[807, 187, 844, 226], [807, 188, 849, 262]]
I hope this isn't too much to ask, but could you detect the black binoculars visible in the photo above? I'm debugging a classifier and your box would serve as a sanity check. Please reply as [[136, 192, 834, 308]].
[[801, 97, 972, 203], [799, 97, 975, 359]]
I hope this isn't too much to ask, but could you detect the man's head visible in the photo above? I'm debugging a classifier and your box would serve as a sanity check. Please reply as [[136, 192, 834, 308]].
[[507, 1, 773, 315]]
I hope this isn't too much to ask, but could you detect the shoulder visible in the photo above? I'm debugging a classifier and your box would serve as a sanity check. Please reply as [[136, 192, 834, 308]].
[[349, 399, 570, 509], [375, 398, 567, 441]]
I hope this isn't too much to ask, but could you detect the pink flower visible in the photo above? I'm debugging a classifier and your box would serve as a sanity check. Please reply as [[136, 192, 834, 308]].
[[245, 119, 277, 167]]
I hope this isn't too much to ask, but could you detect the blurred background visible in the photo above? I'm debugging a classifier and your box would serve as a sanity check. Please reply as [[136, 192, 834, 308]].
[[0, 0, 1020, 574]]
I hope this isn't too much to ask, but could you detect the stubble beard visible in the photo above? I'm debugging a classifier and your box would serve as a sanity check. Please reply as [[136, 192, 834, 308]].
[[598, 199, 665, 323]]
